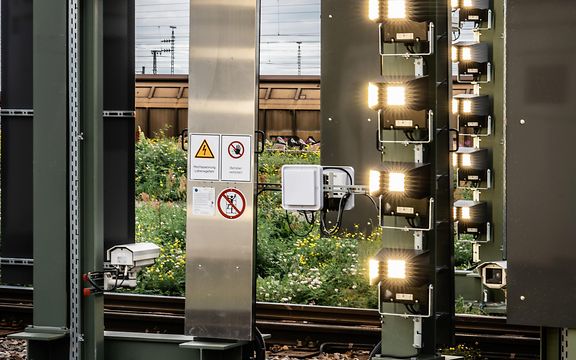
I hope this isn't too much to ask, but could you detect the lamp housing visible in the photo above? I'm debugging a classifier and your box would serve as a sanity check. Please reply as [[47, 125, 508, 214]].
[[454, 200, 488, 235], [453, 43, 490, 81], [370, 248, 432, 305], [456, 0, 491, 24], [454, 147, 490, 184], [368, 77, 430, 129], [453, 94, 491, 130], [369, 162, 431, 199]]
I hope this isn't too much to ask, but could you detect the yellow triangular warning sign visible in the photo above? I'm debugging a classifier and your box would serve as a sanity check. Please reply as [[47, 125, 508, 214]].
[[195, 139, 215, 159]]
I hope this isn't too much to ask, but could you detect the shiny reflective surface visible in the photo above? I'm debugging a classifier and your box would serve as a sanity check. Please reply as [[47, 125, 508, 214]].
[[186, 0, 258, 341]]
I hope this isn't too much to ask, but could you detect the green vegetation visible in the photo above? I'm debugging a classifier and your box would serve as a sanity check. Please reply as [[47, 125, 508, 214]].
[[133, 136, 380, 307], [132, 135, 472, 309]]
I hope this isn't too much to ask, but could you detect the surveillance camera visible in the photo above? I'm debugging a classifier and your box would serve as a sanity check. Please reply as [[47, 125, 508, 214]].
[[478, 261, 507, 290], [104, 243, 161, 290], [107, 242, 161, 268]]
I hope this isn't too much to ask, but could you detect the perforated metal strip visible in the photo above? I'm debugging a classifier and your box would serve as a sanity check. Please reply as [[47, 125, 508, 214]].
[[68, 0, 82, 358], [562, 328, 569, 360]]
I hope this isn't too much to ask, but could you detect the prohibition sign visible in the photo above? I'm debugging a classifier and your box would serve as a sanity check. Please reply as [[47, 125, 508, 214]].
[[217, 188, 246, 220], [228, 141, 245, 159]]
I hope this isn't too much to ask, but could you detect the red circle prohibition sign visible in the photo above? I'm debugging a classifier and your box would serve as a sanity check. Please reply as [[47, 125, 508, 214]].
[[217, 188, 246, 220], [228, 141, 245, 159]]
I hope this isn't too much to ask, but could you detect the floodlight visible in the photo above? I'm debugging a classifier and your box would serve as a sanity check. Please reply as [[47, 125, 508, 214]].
[[453, 94, 491, 132], [455, 0, 491, 24], [453, 42, 490, 82], [368, 0, 428, 23], [369, 259, 381, 285], [454, 147, 490, 185], [369, 162, 431, 199], [388, 173, 406, 192], [368, 77, 430, 130], [370, 248, 431, 305], [387, 259, 407, 279], [454, 147, 488, 169], [454, 200, 489, 237]]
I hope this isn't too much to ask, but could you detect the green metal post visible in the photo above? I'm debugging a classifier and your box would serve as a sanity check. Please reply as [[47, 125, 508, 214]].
[[28, 0, 70, 357], [32, 0, 69, 329], [81, 0, 105, 359]]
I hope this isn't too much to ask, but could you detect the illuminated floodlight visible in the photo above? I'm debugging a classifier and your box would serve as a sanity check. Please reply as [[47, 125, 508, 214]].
[[387, 259, 407, 279], [369, 162, 431, 199], [387, 86, 406, 106], [369, 170, 382, 195], [388, 0, 407, 19], [388, 173, 406, 192]]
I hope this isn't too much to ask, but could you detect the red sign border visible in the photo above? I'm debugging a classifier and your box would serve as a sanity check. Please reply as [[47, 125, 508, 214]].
[[217, 188, 246, 220]]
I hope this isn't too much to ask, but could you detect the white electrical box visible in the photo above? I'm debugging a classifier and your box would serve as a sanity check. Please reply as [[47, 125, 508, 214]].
[[323, 166, 355, 211], [281, 165, 323, 211]]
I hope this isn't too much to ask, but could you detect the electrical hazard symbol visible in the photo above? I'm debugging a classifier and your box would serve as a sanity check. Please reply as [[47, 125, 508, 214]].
[[195, 140, 215, 159], [217, 188, 246, 220]]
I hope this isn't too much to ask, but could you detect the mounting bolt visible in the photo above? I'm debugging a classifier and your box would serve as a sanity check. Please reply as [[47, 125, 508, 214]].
[[520, 119, 526, 125], [520, 295, 526, 301]]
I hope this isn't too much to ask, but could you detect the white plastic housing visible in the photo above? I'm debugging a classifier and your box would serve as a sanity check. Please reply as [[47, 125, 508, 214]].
[[106, 243, 161, 267], [281, 165, 324, 211]]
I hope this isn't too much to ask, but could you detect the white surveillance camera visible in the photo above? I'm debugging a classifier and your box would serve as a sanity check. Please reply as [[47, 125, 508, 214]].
[[107, 243, 160, 268], [104, 243, 161, 290], [478, 261, 507, 290]]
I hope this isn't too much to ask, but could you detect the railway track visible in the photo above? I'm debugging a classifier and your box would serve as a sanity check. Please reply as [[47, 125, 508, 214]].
[[0, 286, 539, 359]]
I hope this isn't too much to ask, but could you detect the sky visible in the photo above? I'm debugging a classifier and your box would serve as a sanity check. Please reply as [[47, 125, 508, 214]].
[[135, 0, 321, 75]]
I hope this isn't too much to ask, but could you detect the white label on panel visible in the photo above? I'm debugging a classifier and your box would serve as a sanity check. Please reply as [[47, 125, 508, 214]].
[[192, 187, 216, 216], [395, 120, 413, 127], [396, 293, 414, 301], [396, 33, 414, 40], [221, 135, 252, 182], [189, 134, 220, 181], [397, 207, 415, 215]]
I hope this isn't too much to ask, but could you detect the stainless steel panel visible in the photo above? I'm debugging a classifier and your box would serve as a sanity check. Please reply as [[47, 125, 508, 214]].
[[506, 0, 576, 327], [186, 0, 259, 340]]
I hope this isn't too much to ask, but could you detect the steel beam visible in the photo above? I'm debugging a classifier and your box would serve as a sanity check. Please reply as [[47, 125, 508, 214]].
[[80, 0, 105, 359]]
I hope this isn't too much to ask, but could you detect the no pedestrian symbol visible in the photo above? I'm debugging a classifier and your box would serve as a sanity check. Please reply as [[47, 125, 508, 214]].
[[217, 188, 246, 220], [228, 141, 244, 159]]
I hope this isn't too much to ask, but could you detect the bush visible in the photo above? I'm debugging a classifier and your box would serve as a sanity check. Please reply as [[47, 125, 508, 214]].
[[135, 132, 187, 201], [133, 143, 381, 307]]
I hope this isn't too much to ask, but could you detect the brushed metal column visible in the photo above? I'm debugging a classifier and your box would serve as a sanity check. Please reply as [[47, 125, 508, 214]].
[[186, 0, 259, 341]]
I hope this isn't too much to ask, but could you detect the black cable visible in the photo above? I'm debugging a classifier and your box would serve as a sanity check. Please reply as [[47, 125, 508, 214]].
[[285, 210, 315, 237], [320, 193, 350, 236], [362, 193, 379, 214]]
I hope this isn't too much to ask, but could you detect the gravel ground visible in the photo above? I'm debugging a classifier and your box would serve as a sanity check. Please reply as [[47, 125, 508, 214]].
[[0, 338, 26, 360], [0, 337, 369, 360], [269, 349, 370, 360]]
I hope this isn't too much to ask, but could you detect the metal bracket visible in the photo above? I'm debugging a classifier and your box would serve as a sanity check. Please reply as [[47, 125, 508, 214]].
[[381, 198, 435, 232], [378, 285, 434, 319], [378, 110, 434, 145], [323, 184, 369, 195], [456, 62, 492, 84], [0, 257, 34, 266], [379, 23, 435, 57], [103, 110, 135, 118], [0, 109, 34, 116]]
